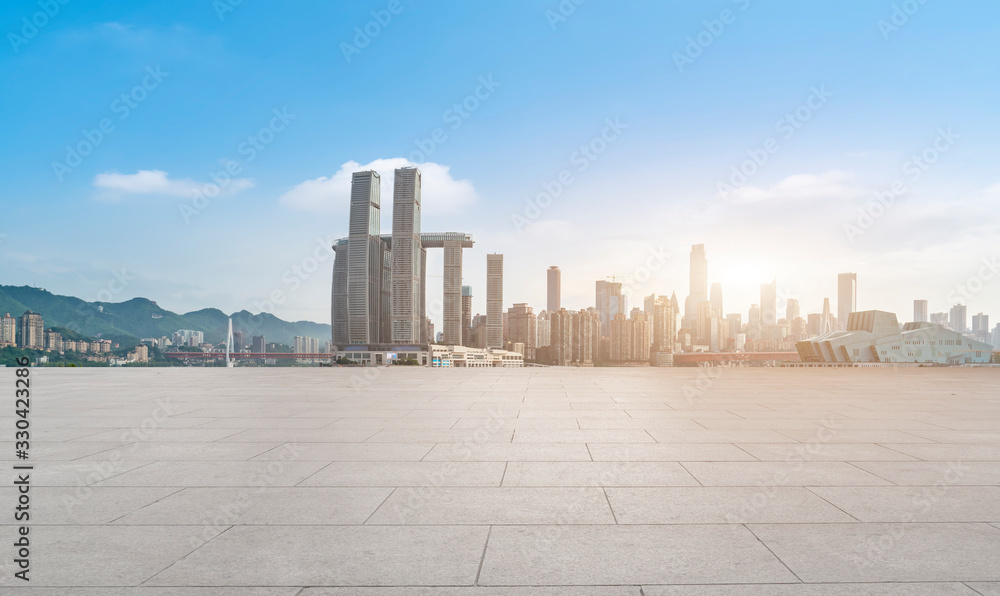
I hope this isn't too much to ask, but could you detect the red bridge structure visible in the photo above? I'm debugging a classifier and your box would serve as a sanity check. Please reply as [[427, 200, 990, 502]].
[[164, 352, 333, 360], [671, 352, 800, 366]]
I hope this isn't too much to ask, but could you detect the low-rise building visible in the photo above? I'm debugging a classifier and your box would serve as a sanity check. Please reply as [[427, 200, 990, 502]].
[[797, 310, 993, 365]]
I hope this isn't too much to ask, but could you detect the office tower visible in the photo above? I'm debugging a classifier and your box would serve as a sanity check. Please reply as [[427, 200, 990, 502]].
[[442, 239, 464, 344], [838, 273, 857, 331], [507, 303, 537, 359], [913, 300, 928, 323], [644, 294, 655, 317], [949, 304, 967, 333], [761, 279, 777, 327], [710, 283, 723, 316], [685, 244, 708, 330], [486, 254, 503, 348], [786, 298, 800, 322], [461, 286, 473, 346], [391, 167, 422, 342], [547, 266, 561, 313], [748, 304, 761, 327], [650, 295, 676, 353], [595, 280, 623, 334], [0, 313, 15, 346], [347, 170, 385, 344], [17, 311, 44, 349]]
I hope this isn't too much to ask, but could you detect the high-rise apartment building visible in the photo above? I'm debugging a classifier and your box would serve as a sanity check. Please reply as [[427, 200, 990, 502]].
[[550, 309, 574, 366], [549, 308, 601, 366], [972, 312, 989, 343], [232, 331, 245, 352], [913, 300, 928, 323], [486, 254, 503, 349], [17, 311, 44, 349], [461, 286, 473, 346], [391, 167, 422, 342], [650, 295, 677, 354], [0, 313, 15, 346], [507, 303, 537, 360], [949, 304, 967, 333], [44, 330, 62, 352], [536, 310, 551, 348], [838, 273, 857, 331], [547, 266, 561, 313], [608, 311, 650, 363]]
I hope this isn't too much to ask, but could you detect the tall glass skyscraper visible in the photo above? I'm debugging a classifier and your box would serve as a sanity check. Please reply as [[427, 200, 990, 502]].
[[391, 167, 422, 343], [347, 170, 384, 344]]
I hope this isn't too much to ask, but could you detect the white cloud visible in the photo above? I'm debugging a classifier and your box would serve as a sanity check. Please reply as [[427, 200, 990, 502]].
[[722, 170, 865, 204], [93, 169, 254, 201], [279, 158, 477, 214]]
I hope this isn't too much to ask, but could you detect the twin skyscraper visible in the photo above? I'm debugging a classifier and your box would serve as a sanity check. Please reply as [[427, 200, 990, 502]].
[[332, 167, 478, 349]]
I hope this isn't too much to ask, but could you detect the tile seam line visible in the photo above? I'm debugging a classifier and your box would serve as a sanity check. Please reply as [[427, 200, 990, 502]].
[[474, 525, 493, 585], [138, 523, 236, 587], [743, 522, 805, 584]]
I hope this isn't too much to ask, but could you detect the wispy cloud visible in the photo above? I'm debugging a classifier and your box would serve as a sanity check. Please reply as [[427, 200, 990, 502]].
[[93, 169, 254, 201], [720, 170, 865, 205]]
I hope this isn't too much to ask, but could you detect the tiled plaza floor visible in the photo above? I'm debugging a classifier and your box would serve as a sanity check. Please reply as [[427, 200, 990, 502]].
[[2, 366, 1000, 594]]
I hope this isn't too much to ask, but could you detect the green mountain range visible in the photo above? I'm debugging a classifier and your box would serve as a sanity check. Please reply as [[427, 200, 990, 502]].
[[0, 285, 330, 347]]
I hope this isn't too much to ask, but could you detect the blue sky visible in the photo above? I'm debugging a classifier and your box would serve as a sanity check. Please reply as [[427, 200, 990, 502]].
[[2, 0, 999, 329]]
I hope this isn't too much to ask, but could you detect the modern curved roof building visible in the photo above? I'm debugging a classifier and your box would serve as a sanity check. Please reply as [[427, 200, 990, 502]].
[[796, 310, 993, 365]]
